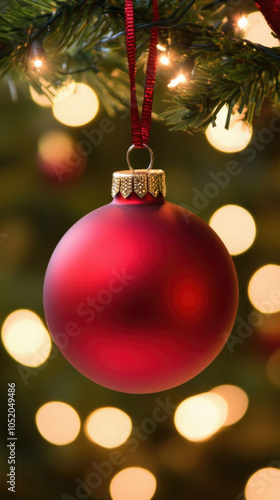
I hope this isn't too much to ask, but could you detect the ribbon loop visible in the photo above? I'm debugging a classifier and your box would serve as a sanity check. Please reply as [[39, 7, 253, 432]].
[[124, 0, 159, 148]]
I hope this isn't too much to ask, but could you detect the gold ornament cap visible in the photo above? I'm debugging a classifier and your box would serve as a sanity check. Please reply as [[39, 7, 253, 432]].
[[111, 144, 166, 199], [111, 169, 166, 198]]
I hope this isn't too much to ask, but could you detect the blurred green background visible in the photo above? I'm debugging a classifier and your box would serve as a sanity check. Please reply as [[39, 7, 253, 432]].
[[1, 74, 280, 500]]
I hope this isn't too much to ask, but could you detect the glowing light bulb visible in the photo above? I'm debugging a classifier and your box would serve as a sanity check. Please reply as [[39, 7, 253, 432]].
[[168, 74, 186, 88], [52, 82, 99, 127], [34, 59, 43, 69], [211, 385, 249, 425], [35, 401, 80, 445], [206, 105, 252, 153], [209, 204, 256, 255], [1, 309, 52, 367], [157, 44, 166, 52], [84, 407, 132, 448], [110, 467, 156, 500], [267, 349, 280, 387], [248, 264, 280, 314], [160, 55, 170, 65], [237, 16, 249, 31], [174, 393, 228, 442], [245, 467, 280, 500], [243, 12, 279, 47]]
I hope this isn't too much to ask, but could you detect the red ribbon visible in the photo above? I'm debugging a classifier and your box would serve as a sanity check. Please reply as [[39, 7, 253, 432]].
[[124, 0, 159, 148], [254, 1, 280, 38]]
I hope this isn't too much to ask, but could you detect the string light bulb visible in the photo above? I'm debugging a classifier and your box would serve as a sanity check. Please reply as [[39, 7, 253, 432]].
[[237, 16, 249, 31], [29, 39, 46, 71], [160, 54, 170, 66], [168, 74, 186, 88]]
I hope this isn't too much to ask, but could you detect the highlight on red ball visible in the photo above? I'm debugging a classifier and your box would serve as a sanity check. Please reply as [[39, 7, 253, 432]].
[[37, 129, 87, 184]]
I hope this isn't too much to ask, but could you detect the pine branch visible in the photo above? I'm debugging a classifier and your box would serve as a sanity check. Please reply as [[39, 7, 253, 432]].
[[0, 0, 279, 132], [162, 32, 280, 132]]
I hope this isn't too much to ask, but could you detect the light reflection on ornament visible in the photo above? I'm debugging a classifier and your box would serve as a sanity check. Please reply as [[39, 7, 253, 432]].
[[242, 12, 279, 47], [174, 392, 228, 442], [211, 384, 249, 426], [84, 407, 132, 448], [1, 309, 52, 367], [209, 205, 256, 255], [245, 467, 280, 500], [35, 401, 80, 445], [110, 467, 156, 500], [205, 105, 252, 153], [52, 82, 99, 127], [248, 264, 280, 314]]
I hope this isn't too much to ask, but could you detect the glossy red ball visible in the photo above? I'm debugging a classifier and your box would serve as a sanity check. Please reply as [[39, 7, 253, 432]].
[[43, 192, 238, 393]]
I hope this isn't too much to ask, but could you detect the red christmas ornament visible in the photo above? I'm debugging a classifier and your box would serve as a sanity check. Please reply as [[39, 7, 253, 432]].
[[254, 0, 280, 38], [43, 165, 238, 393]]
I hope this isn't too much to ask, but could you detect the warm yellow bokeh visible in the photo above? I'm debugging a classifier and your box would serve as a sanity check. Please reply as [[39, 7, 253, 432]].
[[110, 467, 156, 500], [245, 467, 280, 500], [84, 407, 132, 448], [242, 12, 279, 47], [30, 85, 53, 107], [38, 130, 74, 163], [53, 82, 99, 127], [35, 402, 80, 445], [1, 309, 52, 367], [174, 393, 228, 442], [205, 105, 252, 153], [209, 204, 256, 255], [211, 385, 249, 426], [248, 264, 280, 314], [267, 350, 280, 387]]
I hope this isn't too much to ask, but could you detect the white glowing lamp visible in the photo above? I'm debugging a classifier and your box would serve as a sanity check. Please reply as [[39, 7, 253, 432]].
[[243, 12, 279, 47], [35, 401, 80, 445], [1, 309, 52, 367], [206, 105, 252, 153], [248, 264, 280, 314], [53, 82, 99, 127], [209, 204, 256, 255], [110, 467, 156, 500], [174, 392, 228, 442], [84, 407, 132, 448]]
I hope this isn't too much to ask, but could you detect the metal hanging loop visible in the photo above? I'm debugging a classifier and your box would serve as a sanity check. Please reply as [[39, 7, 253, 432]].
[[126, 144, 154, 173]]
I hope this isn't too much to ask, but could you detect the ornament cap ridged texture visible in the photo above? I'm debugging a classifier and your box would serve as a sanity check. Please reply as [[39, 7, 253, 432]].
[[111, 169, 166, 199]]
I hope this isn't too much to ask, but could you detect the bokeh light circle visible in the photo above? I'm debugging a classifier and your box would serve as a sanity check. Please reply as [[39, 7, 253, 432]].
[[245, 467, 280, 500], [174, 393, 228, 442], [211, 385, 249, 425], [248, 265, 280, 314], [205, 105, 252, 153], [35, 401, 80, 445], [243, 12, 279, 47], [110, 467, 156, 500], [209, 205, 256, 255], [52, 82, 99, 127], [1, 309, 52, 367], [84, 407, 132, 448]]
